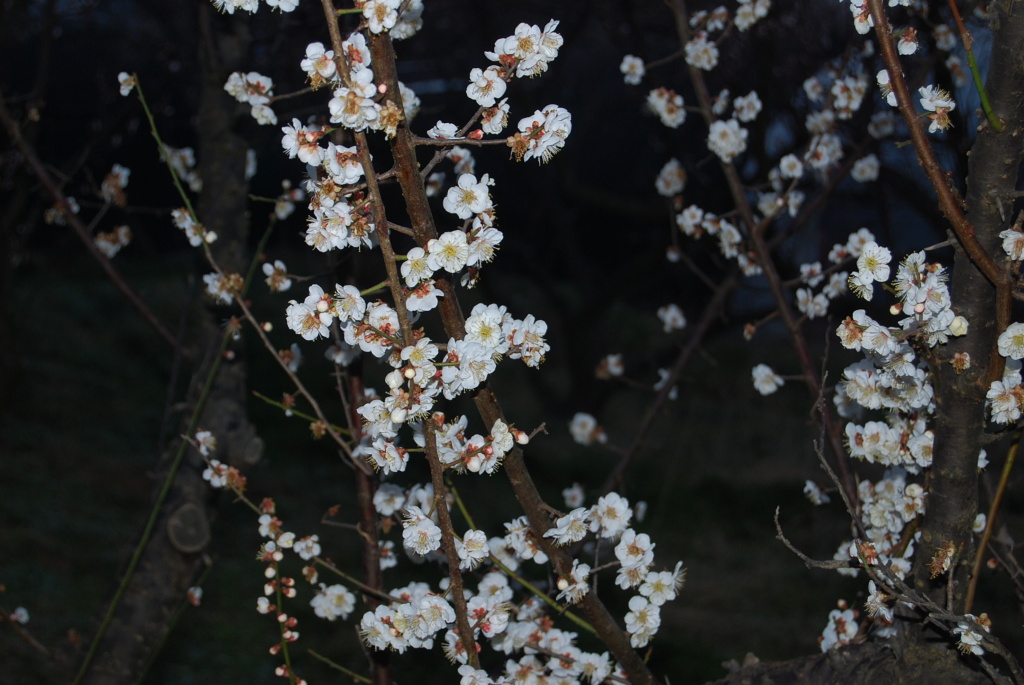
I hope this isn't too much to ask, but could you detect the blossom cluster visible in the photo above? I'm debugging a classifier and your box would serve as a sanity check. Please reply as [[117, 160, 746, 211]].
[[158, 4, 686, 681], [619, 0, 993, 659], [224, 71, 278, 125]]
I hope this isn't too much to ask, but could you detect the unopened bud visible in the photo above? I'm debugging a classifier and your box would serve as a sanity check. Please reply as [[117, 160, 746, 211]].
[[467, 129, 483, 140], [914, 302, 926, 314], [403, 367, 416, 379], [466, 455, 483, 472], [950, 315, 969, 336], [514, 430, 529, 445], [262, 321, 273, 332], [385, 370, 404, 390], [889, 304, 901, 316], [390, 408, 408, 425], [556, 577, 569, 591], [316, 299, 329, 313]]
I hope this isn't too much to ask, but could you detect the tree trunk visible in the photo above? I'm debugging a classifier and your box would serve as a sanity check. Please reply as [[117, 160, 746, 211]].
[[78, 7, 258, 683]]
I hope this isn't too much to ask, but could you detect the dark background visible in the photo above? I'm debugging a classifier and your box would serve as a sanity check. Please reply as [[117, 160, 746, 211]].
[[2, 0, 1021, 683]]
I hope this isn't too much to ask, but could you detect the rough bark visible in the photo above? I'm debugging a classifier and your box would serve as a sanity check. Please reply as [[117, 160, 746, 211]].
[[706, 641, 991, 685], [907, 0, 1024, 611], [713, 4, 1024, 684], [77, 7, 258, 683]]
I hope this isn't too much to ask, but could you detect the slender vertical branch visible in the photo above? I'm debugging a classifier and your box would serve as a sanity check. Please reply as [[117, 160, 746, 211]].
[[867, 0, 1006, 289], [965, 430, 1020, 612], [423, 422, 480, 668], [947, 0, 1002, 132], [669, 0, 857, 507], [366, 27, 662, 685]]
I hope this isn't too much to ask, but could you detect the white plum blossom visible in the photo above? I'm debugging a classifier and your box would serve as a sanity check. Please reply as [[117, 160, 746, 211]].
[[588, 492, 632, 538], [466, 66, 507, 107], [684, 32, 719, 70], [615, 529, 655, 589], [1000, 227, 1024, 261], [427, 231, 470, 273], [362, 0, 401, 34], [876, 69, 898, 107], [796, 287, 828, 319], [851, 154, 880, 183], [624, 595, 660, 647], [655, 158, 686, 197], [779, 154, 803, 179], [428, 121, 459, 139], [751, 364, 784, 396], [263, 260, 292, 292], [620, 55, 645, 85], [556, 559, 591, 604], [848, 241, 891, 299], [486, 20, 563, 78], [203, 273, 233, 305], [733, 91, 762, 122], [998, 323, 1024, 359], [647, 87, 686, 128], [202, 459, 229, 488], [736, 0, 770, 30], [804, 480, 831, 505], [639, 561, 685, 606], [301, 42, 338, 84], [398, 81, 420, 121], [401, 246, 434, 287], [820, 607, 858, 651], [281, 118, 325, 165], [544, 507, 590, 545], [324, 142, 364, 185], [511, 105, 572, 163], [456, 529, 489, 570], [443, 173, 492, 219], [919, 85, 956, 133], [118, 72, 137, 96], [569, 412, 606, 445], [898, 28, 918, 55], [657, 303, 687, 332], [953, 615, 990, 656], [328, 68, 381, 131], [707, 119, 748, 162], [402, 506, 442, 555], [406, 280, 443, 312], [311, 584, 356, 621], [563, 483, 585, 508], [480, 98, 510, 134]]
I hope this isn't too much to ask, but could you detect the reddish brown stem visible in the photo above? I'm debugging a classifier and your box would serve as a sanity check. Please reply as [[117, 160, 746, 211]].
[[867, 0, 1005, 289]]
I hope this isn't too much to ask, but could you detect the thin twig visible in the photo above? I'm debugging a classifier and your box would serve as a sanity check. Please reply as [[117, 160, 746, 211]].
[[0, 95, 178, 350], [966, 429, 1021, 612]]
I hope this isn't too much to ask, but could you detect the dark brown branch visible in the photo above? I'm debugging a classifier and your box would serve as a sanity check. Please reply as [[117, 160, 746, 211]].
[[867, 0, 1006, 290], [670, 0, 857, 506], [366, 26, 662, 685]]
